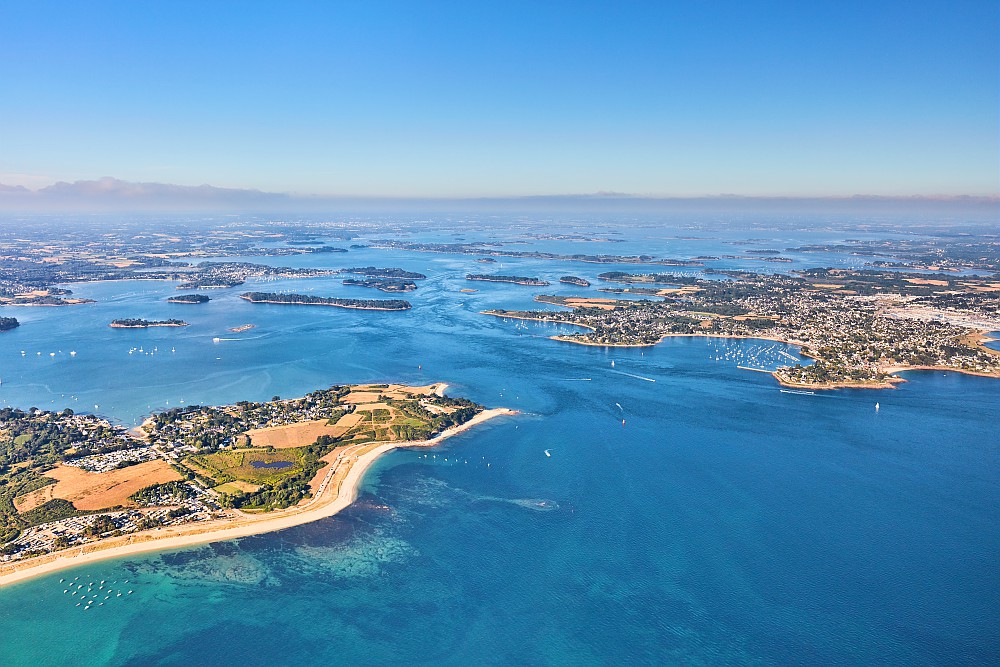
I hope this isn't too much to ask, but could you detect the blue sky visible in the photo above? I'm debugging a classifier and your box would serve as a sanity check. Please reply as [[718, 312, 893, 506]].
[[1, 1, 997, 197]]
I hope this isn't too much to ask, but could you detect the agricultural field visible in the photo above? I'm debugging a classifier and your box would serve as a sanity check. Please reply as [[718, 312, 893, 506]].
[[13, 460, 181, 512], [213, 481, 262, 495], [187, 448, 309, 486], [245, 413, 364, 448], [341, 383, 441, 404], [1, 382, 485, 553]]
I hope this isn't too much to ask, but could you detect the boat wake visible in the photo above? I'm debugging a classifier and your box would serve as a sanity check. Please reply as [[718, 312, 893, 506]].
[[608, 369, 656, 383], [476, 496, 561, 512]]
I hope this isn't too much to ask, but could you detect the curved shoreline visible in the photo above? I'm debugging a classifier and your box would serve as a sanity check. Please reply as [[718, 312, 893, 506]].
[[482, 310, 596, 332], [0, 407, 515, 588], [486, 311, 1000, 389]]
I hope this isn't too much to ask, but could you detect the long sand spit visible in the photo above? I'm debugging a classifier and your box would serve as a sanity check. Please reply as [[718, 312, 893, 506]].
[[0, 407, 515, 588]]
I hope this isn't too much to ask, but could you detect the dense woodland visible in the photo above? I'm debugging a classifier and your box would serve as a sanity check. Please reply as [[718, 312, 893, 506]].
[[240, 292, 411, 310], [167, 294, 210, 303], [466, 274, 550, 285], [559, 276, 591, 286], [337, 266, 427, 279], [110, 318, 187, 327]]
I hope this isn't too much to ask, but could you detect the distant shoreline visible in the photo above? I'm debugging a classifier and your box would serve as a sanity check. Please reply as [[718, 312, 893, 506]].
[[0, 407, 515, 588]]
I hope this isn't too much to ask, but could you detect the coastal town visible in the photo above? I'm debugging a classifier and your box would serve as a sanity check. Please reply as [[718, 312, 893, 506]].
[[485, 268, 1000, 388], [0, 384, 490, 570], [0, 217, 997, 574]]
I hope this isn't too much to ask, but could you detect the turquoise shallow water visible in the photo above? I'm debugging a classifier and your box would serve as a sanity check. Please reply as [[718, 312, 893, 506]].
[[0, 226, 997, 665]]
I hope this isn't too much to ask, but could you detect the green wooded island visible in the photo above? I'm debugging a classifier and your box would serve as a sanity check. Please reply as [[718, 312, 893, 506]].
[[240, 292, 412, 311], [466, 274, 550, 286], [110, 319, 188, 328], [166, 294, 211, 304], [0, 317, 19, 332], [335, 267, 427, 280], [560, 276, 591, 287]]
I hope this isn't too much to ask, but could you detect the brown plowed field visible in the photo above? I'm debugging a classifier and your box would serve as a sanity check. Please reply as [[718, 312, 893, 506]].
[[14, 460, 182, 512], [245, 413, 366, 449]]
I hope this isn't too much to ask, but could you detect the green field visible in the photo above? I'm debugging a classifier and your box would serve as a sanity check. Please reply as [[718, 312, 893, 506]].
[[188, 448, 307, 485]]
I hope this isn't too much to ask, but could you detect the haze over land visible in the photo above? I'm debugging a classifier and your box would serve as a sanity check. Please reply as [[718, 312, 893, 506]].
[[0, 177, 997, 216]]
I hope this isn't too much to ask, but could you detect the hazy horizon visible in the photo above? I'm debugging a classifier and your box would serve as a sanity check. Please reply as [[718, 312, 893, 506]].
[[1, 176, 998, 218], [2, 2, 997, 201]]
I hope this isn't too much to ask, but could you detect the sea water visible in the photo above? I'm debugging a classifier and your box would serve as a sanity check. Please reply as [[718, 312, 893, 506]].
[[0, 225, 997, 665]]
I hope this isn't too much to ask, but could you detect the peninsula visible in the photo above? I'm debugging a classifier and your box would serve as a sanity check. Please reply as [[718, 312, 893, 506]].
[[110, 319, 188, 328], [484, 268, 1000, 390], [0, 289, 95, 307], [0, 383, 513, 586], [239, 292, 412, 311], [466, 274, 550, 286]]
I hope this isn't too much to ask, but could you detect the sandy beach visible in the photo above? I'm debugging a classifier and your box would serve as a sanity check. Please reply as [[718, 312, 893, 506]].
[[0, 407, 514, 588]]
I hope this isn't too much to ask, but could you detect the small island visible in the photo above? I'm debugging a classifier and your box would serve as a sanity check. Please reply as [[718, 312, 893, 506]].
[[560, 276, 591, 287], [0, 317, 19, 332], [110, 319, 189, 328], [167, 294, 211, 304], [336, 266, 427, 280], [466, 274, 550, 286], [597, 271, 690, 285], [240, 292, 412, 311], [342, 278, 418, 292], [229, 324, 256, 332]]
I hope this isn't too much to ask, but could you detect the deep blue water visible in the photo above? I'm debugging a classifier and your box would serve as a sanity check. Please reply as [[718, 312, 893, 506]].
[[0, 227, 997, 665]]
